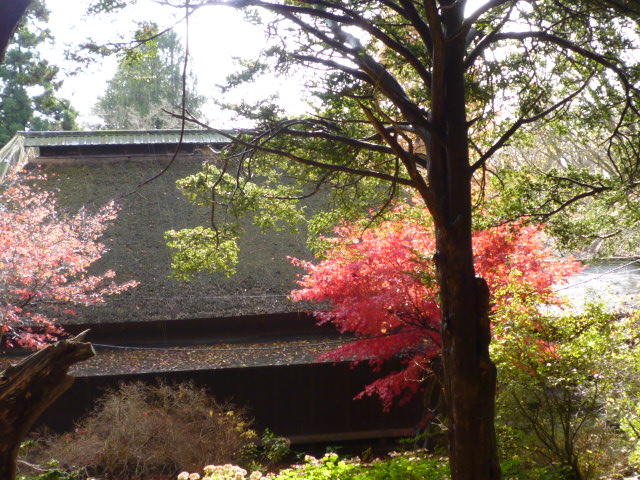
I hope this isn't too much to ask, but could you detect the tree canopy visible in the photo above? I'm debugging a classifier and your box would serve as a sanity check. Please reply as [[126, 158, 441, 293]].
[[87, 1, 640, 479], [165, 0, 640, 270], [0, 171, 137, 350], [94, 26, 204, 129], [0, 0, 78, 146]]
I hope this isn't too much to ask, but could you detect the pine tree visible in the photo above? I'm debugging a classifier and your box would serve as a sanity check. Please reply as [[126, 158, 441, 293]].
[[0, 0, 78, 146], [94, 27, 205, 130]]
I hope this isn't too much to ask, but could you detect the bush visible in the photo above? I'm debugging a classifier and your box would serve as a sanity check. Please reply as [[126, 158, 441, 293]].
[[31, 381, 258, 479], [17, 458, 84, 480], [259, 429, 292, 466], [179, 451, 450, 480], [238, 428, 293, 474], [492, 279, 640, 480]]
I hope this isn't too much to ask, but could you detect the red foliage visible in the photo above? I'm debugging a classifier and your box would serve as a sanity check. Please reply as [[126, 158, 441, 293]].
[[0, 172, 137, 349], [291, 204, 580, 409]]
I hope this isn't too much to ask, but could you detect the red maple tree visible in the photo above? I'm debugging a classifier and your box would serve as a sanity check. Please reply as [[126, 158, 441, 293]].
[[0, 172, 137, 349], [292, 203, 580, 408]]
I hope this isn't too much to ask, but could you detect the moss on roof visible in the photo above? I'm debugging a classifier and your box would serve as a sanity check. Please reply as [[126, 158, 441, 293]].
[[23, 129, 228, 148], [37, 152, 315, 324]]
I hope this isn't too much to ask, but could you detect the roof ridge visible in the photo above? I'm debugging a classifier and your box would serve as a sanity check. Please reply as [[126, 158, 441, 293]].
[[16, 129, 230, 148], [21, 128, 215, 136]]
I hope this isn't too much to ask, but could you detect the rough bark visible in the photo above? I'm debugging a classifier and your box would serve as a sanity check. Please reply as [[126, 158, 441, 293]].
[[425, 3, 502, 479], [0, 0, 32, 62], [0, 331, 95, 480]]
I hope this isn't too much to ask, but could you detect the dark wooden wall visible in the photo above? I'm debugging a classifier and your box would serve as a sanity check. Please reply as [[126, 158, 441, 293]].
[[36, 361, 423, 444]]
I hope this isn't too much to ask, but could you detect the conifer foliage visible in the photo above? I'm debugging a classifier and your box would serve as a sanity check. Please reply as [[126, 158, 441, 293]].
[[94, 27, 204, 130], [0, 0, 77, 146], [292, 204, 580, 408], [0, 173, 136, 349]]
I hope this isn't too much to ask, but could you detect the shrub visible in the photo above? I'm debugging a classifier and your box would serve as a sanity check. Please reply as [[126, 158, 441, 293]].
[[259, 429, 292, 466], [180, 451, 450, 480], [32, 381, 257, 478], [240, 428, 293, 473], [492, 281, 640, 480]]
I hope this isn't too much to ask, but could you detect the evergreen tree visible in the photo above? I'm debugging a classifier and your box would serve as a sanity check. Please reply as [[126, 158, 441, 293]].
[[94, 27, 205, 130], [0, 0, 78, 146]]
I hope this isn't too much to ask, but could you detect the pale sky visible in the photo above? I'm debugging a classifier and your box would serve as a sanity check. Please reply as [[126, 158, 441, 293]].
[[44, 0, 309, 127], [43, 0, 488, 128]]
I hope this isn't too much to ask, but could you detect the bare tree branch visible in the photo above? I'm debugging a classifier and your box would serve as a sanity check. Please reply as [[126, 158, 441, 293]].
[[278, 125, 396, 155], [464, 2, 516, 69], [289, 52, 372, 83], [395, 0, 434, 56]]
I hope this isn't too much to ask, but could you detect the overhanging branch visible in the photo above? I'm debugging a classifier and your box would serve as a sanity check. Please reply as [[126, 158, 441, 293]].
[[473, 30, 639, 104], [462, 0, 514, 31], [471, 72, 596, 172], [0, 0, 32, 61], [165, 111, 415, 186]]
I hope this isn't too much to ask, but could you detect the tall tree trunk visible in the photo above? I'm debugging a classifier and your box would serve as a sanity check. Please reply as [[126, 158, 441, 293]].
[[434, 230, 500, 480], [0, 0, 32, 61], [425, 3, 501, 479], [0, 332, 94, 480]]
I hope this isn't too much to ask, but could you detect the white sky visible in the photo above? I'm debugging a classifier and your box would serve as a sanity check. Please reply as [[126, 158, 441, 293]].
[[43, 0, 488, 128], [44, 0, 309, 127]]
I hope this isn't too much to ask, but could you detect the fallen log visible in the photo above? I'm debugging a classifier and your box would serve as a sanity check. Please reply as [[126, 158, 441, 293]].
[[0, 331, 94, 480]]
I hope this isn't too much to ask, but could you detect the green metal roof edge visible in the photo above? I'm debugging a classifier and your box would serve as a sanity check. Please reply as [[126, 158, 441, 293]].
[[20, 129, 230, 148]]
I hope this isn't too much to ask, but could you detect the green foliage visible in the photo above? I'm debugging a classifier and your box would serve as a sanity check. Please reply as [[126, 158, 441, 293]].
[[180, 449, 640, 480], [484, 161, 640, 256], [93, 26, 204, 129], [176, 163, 307, 234], [166, 158, 315, 279], [167, 146, 403, 277], [0, 0, 78, 145], [17, 458, 85, 480], [626, 401, 640, 468], [181, 452, 449, 480], [500, 459, 573, 480], [266, 452, 450, 480], [260, 429, 292, 466], [241, 428, 293, 473], [165, 226, 240, 280], [621, 325, 640, 469], [86, 0, 131, 15], [492, 280, 640, 479]]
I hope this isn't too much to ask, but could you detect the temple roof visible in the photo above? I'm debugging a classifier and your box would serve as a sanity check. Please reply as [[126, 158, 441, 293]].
[[3, 130, 317, 325], [22, 129, 228, 148]]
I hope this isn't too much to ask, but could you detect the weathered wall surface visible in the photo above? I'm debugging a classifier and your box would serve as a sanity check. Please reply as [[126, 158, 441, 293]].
[[38, 154, 314, 324]]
